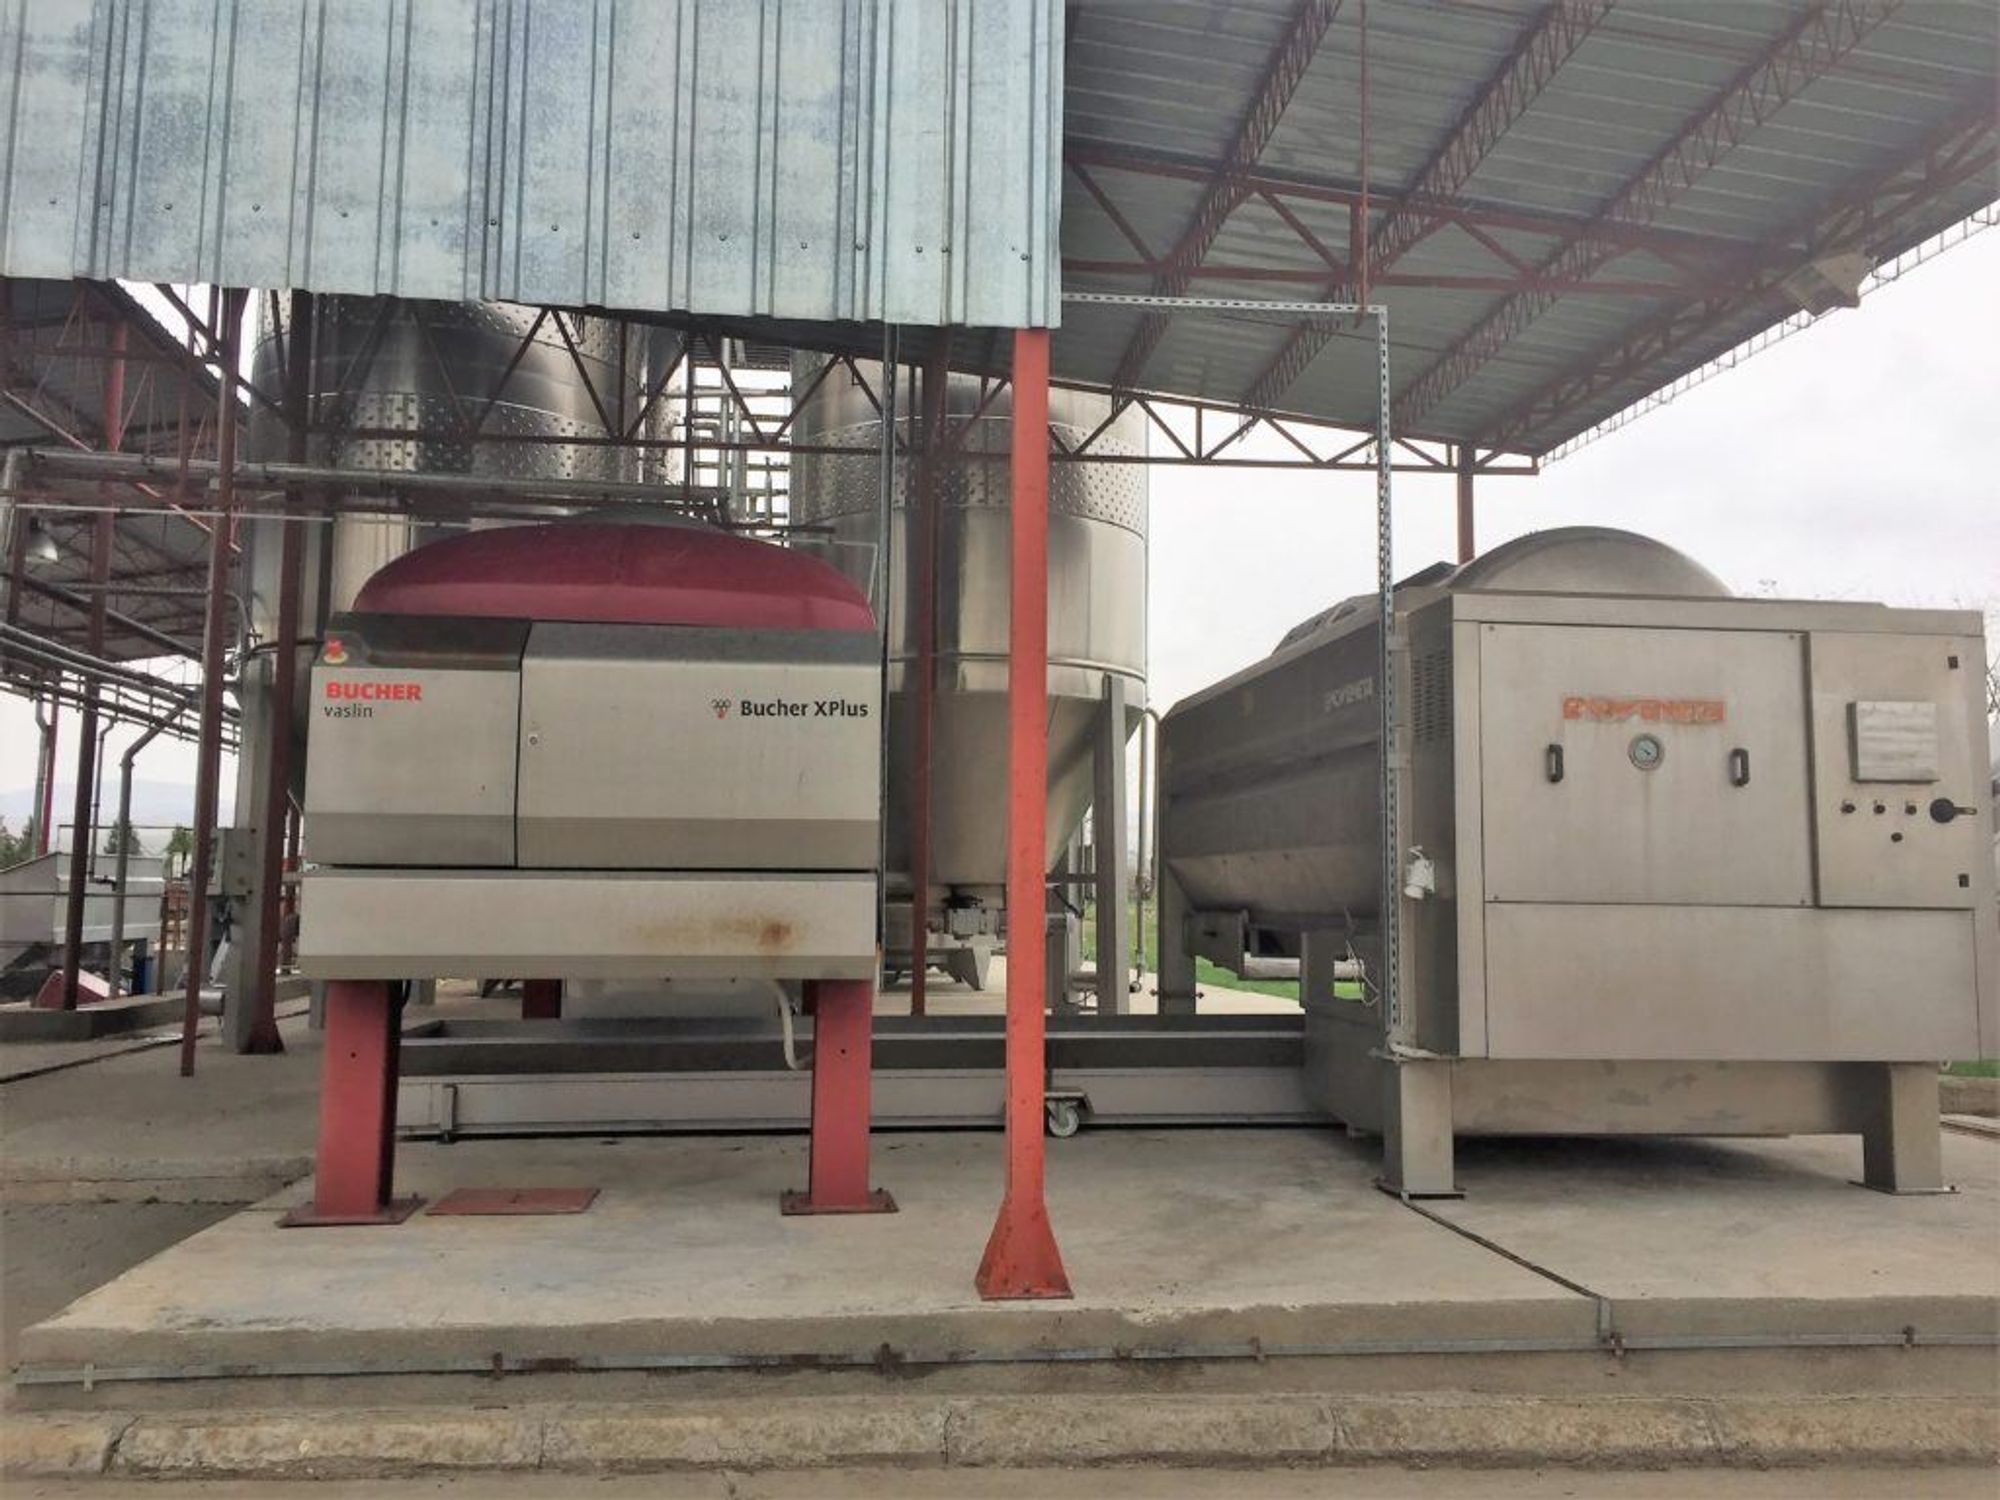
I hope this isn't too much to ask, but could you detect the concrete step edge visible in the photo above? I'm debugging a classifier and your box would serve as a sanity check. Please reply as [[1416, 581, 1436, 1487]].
[[5, 1394, 1996, 1478]]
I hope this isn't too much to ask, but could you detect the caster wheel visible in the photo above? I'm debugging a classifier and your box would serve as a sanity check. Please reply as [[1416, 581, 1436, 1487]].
[[1045, 1099, 1083, 1138]]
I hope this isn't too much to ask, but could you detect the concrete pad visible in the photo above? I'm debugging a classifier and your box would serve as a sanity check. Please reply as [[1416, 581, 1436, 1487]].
[[1707, 1396, 2000, 1466], [542, 1398, 947, 1470], [0, 1412, 129, 1475], [945, 1395, 1334, 1466], [1, 1204, 234, 1366], [0, 996, 182, 1045], [1333, 1395, 1715, 1465], [110, 1410, 542, 1477], [0, 1012, 324, 1203], [7, 1395, 1996, 1477], [15, 1129, 1590, 1375], [1429, 1133, 2000, 1340]]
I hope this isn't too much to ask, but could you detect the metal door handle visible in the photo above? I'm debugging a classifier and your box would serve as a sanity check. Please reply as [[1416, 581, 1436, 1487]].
[[1728, 747, 1750, 787], [1545, 744, 1564, 784]]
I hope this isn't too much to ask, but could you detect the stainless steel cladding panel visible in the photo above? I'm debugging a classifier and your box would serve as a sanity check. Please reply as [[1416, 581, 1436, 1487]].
[[1808, 631, 1988, 909], [1478, 625, 1813, 907], [515, 624, 880, 872], [302, 872, 880, 983], [301, 619, 528, 869], [791, 359, 1145, 884], [1481, 905, 1979, 1060]]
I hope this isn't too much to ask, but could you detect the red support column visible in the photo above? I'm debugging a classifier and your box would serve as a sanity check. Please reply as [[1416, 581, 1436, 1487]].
[[281, 980, 421, 1226], [522, 979, 563, 1020], [782, 978, 895, 1215], [975, 329, 1071, 1300]]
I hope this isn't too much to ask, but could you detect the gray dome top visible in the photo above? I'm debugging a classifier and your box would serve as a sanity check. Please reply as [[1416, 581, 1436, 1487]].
[[1449, 526, 1731, 598]]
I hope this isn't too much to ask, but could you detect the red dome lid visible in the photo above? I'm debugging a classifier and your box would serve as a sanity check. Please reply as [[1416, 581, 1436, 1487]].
[[352, 522, 874, 632]]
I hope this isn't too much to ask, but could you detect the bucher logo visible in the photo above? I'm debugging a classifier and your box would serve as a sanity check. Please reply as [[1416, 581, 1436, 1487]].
[[322, 638, 350, 666], [1563, 695, 1725, 725], [714, 697, 872, 720], [325, 680, 423, 702]]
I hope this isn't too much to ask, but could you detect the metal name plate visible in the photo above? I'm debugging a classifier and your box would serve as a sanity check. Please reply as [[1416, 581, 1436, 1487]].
[[1847, 700, 1939, 783]]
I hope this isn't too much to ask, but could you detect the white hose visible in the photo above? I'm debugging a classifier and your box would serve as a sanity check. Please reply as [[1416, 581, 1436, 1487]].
[[775, 989, 804, 1071]]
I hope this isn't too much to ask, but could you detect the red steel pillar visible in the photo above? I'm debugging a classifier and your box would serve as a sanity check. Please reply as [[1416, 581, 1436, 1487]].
[[522, 979, 563, 1020], [975, 329, 1071, 1300], [281, 980, 421, 1226], [1455, 444, 1476, 564], [782, 978, 895, 1214]]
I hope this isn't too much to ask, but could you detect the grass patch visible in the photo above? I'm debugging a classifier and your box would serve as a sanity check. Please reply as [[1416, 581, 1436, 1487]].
[[1081, 900, 1368, 1003], [1948, 1059, 1998, 1078]]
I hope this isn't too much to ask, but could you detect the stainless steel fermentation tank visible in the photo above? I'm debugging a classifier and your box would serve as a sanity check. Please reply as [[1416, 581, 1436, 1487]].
[[790, 359, 1147, 990], [1158, 527, 1997, 1195], [224, 299, 642, 1038], [244, 297, 640, 635]]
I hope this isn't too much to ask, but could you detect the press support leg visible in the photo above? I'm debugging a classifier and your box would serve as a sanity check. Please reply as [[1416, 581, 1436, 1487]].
[[782, 978, 895, 1214], [1378, 1057, 1460, 1199], [1859, 1063, 1949, 1194], [283, 980, 420, 1226]]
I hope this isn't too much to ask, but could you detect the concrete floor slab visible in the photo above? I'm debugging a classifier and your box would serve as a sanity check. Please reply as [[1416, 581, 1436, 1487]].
[[15, 1128, 1593, 1376], [0, 1016, 322, 1203], [1431, 1133, 2000, 1340]]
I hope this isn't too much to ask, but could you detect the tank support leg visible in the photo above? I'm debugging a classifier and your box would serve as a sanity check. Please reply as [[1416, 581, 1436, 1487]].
[[1377, 1056, 1461, 1200], [1858, 1063, 1949, 1194], [782, 978, 896, 1215], [1092, 674, 1132, 1016], [1155, 865, 1198, 1016], [282, 980, 420, 1226]]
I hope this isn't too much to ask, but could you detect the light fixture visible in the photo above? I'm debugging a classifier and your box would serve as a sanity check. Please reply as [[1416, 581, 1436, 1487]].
[[1778, 251, 1870, 316], [25, 518, 59, 567]]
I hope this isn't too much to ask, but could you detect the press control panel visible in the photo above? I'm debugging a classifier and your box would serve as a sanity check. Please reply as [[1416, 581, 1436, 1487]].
[[1809, 632, 1985, 909]]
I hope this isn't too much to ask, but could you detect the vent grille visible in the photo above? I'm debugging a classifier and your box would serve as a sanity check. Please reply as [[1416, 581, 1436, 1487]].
[[1412, 648, 1453, 744]]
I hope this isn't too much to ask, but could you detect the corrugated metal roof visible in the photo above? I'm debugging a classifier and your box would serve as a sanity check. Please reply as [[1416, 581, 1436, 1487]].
[[0, 0, 1062, 328], [2, 0, 1992, 457], [1058, 0, 1999, 454]]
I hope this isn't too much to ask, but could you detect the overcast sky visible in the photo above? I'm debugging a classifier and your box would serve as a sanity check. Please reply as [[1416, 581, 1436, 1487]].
[[1146, 227, 2000, 716], [3, 230, 1996, 823]]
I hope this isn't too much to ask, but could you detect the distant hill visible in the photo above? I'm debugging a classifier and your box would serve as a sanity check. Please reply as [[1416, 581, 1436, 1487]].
[[0, 776, 232, 849]]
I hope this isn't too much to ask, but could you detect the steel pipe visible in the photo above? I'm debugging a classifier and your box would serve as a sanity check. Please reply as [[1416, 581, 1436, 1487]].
[[108, 685, 202, 1000], [31, 692, 55, 856], [180, 289, 247, 1078], [50, 330, 122, 1012]]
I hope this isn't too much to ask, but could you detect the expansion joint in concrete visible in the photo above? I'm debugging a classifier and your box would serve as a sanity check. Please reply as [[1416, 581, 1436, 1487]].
[[1394, 1195, 1618, 1342]]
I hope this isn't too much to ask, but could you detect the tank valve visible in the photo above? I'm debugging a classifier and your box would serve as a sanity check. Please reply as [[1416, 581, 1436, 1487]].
[[1403, 846, 1437, 902]]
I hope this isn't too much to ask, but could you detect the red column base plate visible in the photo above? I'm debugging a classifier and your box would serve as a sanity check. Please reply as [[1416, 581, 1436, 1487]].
[[278, 1196, 424, 1228], [779, 1188, 898, 1217]]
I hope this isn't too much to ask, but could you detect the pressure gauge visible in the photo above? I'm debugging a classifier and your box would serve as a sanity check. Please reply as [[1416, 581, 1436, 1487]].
[[1628, 733, 1665, 771]]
